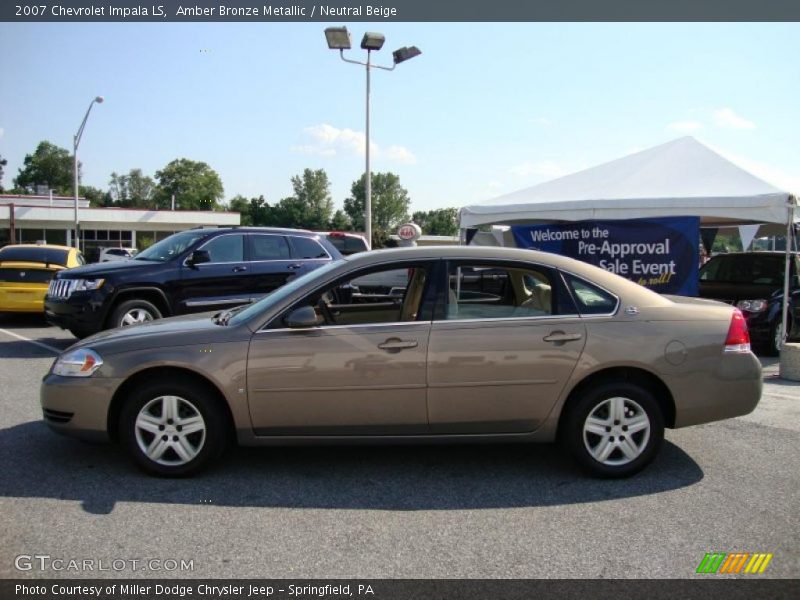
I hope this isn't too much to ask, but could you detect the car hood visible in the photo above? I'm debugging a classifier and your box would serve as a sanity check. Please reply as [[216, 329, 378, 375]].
[[70, 312, 251, 355], [56, 259, 165, 278]]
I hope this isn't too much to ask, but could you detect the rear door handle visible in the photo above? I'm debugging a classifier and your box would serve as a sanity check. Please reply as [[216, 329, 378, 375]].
[[233, 266, 247, 273], [287, 263, 303, 270], [543, 331, 583, 343], [378, 338, 419, 351]]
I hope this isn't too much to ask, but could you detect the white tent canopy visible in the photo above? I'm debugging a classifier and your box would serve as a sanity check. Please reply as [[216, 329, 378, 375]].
[[459, 137, 794, 229]]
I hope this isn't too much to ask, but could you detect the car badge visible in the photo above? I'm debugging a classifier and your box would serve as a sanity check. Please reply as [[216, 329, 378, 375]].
[[19, 271, 26, 278]]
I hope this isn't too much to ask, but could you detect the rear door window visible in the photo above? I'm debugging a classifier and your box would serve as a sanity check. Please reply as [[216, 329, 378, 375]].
[[444, 263, 568, 320]]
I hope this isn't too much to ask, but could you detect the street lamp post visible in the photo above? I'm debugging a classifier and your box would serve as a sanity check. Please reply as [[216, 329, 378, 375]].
[[324, 27, 420, 249], [73, 96, 104, 250]]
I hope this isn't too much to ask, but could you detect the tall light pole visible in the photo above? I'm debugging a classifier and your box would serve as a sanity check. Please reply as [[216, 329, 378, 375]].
[[73, 95, 104, 250], [325, 27, 420, 249]]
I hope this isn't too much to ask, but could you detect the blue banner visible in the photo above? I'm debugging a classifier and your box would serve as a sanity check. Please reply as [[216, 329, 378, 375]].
[[511, 217, 699, 296]]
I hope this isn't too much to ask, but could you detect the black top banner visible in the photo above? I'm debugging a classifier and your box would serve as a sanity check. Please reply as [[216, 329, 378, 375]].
[[2, 0, 800, 22]]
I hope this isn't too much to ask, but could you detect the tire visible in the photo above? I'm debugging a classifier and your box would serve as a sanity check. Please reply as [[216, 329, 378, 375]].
[[119, 379, 228, 477], [109, 299, 162, 329], [764, 322, 782, 357], [562, 381, 664, 478]]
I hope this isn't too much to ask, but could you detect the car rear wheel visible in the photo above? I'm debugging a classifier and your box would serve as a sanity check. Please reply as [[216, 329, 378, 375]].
[[563, 381, 664, 478], [110, 299, 162, 329], [119, 380, 227, 476]]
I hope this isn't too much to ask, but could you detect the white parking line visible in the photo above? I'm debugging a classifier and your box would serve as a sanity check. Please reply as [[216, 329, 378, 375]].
[[0, 328, 62, 354]]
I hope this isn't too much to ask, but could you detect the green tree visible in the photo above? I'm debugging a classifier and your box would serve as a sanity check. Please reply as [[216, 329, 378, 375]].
[[289, 168, 334, 229], [344, 172, 411, 245], [13, 141, 76, 194], [270, 196, 308, 228], [329, 209, 351, 231], [0, 154, 7, 192], [80, 185, 112, 207], [109, 169, 156, 208], [228, 194, 272, 226], [153, 158, 224, 210], [412, 207, 459, 236]]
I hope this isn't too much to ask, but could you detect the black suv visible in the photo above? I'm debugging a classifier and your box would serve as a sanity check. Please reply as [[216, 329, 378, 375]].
[[699, 251, 800, 355], [45, 227, 342, 338]]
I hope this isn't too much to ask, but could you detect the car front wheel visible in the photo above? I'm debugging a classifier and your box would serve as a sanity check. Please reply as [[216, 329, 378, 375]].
[[110, 299, 162, 329], [119, 380, 227, 476], [563, 381, 664, 478]]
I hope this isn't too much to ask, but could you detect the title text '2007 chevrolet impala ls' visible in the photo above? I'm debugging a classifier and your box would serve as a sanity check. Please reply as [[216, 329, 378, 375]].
[[41, 246, 761, 477]]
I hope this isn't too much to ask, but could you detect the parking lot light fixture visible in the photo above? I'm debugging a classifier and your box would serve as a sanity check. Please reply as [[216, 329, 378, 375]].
[[73, 95, 104, 251], [360, 32, 385, 51], [324, 27, 351, 50], [393, 46, 422, 65], [324, 28, 420, 249]]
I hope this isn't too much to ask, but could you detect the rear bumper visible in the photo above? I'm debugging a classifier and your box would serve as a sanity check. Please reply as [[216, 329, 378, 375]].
[[672, 351, 762, 428], [0, 284, 47, 312]]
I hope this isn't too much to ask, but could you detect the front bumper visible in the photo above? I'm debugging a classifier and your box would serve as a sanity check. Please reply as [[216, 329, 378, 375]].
[[40, 373, 122, 442], [44, 292, 108, 334]]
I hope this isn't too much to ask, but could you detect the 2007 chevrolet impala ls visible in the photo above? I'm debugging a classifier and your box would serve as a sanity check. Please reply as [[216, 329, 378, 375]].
[[41, 246, 761, 477]]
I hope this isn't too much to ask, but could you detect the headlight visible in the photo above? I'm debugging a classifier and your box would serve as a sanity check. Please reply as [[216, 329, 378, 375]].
[[736, 299, 768, 313], [52, 348, 103, 377], [74, 278, 105, 291]]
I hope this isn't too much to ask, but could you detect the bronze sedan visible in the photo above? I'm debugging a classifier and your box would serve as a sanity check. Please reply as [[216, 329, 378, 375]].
[[41, 246, 761, 477]]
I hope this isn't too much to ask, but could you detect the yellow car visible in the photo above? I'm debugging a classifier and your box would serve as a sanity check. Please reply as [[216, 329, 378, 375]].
[[0, 244, 85, 313]]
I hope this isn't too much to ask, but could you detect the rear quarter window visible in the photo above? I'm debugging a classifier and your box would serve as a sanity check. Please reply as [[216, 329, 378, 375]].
[[291, 237, 330, 259]]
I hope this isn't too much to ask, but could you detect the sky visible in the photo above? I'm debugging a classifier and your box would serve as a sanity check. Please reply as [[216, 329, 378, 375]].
[[1, 22, 799, 215]]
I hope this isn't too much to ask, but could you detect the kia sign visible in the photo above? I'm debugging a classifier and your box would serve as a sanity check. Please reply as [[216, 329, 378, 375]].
[[397, 223, 422, 245]]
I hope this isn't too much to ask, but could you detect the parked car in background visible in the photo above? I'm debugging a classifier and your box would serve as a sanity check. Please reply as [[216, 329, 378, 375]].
[[0, 244, 85, 313], [698, 251, 800, 355], [99, 247, 138, 262], [44, 227, 342, 338], [315, 231, 369, 256], [41, 246, 761, 478]]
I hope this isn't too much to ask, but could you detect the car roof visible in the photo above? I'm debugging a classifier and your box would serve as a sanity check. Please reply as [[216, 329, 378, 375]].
[[338, 245, 672, 305], [190, 226, 318, 235]]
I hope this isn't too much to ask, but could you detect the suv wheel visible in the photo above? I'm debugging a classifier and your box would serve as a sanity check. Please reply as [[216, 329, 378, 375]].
[[563, 381, 664, 478], [119, 380, 227, 476], [110, 299, 162, 329]]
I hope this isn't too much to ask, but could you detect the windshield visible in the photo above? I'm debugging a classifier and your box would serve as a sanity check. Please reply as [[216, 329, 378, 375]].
[[228, 260, 344, 327], [135, 231, 209, 262], [700, 254, 785, 285]]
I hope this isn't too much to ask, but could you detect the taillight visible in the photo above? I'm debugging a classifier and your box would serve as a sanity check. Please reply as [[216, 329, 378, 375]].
[[724, 309, 751, 354]]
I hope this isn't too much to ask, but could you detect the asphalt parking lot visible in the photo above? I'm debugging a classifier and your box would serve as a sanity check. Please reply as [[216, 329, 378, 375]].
[[0, 314, 798, 579]]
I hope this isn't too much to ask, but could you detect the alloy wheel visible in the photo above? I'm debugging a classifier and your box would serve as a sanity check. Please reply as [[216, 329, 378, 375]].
[[120, 308, 154, 326]]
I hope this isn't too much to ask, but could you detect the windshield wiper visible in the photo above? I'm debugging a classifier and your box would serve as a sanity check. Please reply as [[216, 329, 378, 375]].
[[214, 304, 247, 326]]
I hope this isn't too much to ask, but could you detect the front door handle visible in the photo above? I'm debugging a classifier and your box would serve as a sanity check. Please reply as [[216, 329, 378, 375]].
[[543, 331, 583, 343], [378, 338, 419, 352], [232, 266, 247, 273], [287, 263, 303, 270]]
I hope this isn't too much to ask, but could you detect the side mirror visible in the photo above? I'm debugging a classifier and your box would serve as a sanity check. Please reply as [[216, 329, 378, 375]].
[[284, 305, 321, 328], [187, 250, 210, 267]]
